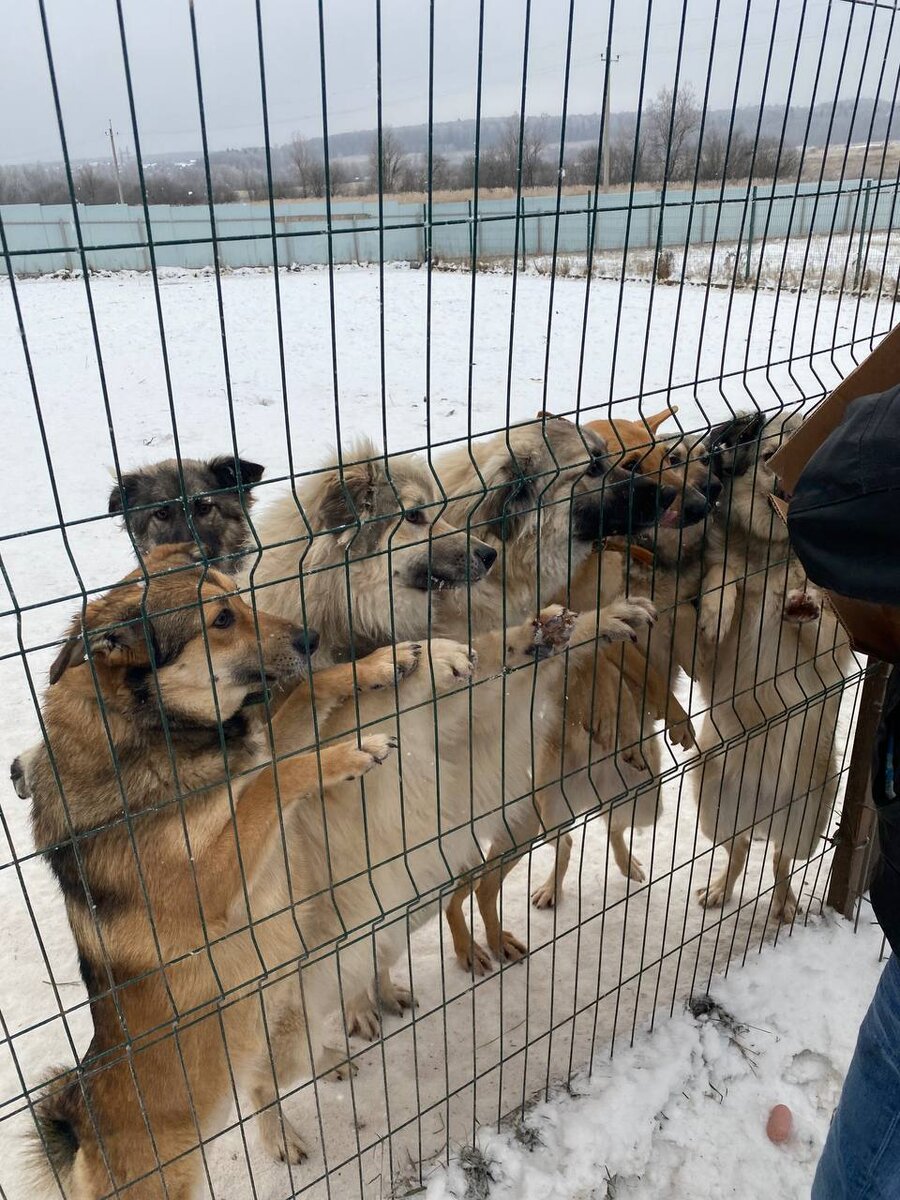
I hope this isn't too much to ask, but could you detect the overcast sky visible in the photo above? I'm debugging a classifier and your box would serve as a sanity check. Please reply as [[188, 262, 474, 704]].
[[1, 0, 896, 166]]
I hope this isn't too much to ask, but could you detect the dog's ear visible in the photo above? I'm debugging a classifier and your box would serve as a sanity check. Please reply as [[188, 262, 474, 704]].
[[645, 405, 678, 433], [478, 454, 538, 543], [208, 455, 265, 492], [707, 411, 767, 479], [48, 600, 150, 685], [317, 457, 381, 541], [108, 472, 139, 516]]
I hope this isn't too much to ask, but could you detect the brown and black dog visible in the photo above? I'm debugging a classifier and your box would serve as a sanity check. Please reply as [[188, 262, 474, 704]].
[[27, 544, 431, 1197], [11, 454, 265, 803], [443, 407, 720, 972]]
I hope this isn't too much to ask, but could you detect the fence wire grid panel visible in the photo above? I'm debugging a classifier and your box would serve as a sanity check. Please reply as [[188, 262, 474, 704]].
[[0, 0, 892, 1196]]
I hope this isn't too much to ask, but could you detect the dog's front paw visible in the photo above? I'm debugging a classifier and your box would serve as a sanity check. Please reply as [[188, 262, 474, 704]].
[[424, 639, 477, 688], [361, 641, 422, 689], [668, 717, 697, 751], [531, 605, 579, 658], [589, 717, 616, 757], [598, 596, 657, 645], [783, 589, 821, 624], [698, 581, 737, 643], [339, 734, 398, 781]]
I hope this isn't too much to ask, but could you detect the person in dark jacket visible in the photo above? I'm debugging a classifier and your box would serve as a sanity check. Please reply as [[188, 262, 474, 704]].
[[785, 383, 900, 1199]]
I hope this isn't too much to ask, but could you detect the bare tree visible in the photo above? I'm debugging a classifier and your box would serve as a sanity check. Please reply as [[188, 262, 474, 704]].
[[429, 153, 451, 192], [571, 145, 598, 187], [0, 166, 26, 204], [368, 127, 406, 194], [485, 115, 550, 188], [698, 125, 727, 181], [328, 158, 349, 196], [75, 163, 102, 202], [644, 85, 700, 182], [288, 133, 327, 198]]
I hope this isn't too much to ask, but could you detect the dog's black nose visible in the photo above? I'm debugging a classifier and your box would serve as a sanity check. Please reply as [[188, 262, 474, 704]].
[[474, 543, 498, 572], [680, 496, 711, 527], [294, 628, 319, 657]]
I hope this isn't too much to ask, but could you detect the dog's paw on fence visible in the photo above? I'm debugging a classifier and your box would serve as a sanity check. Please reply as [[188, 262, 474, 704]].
[[598, 596, 658, 644]]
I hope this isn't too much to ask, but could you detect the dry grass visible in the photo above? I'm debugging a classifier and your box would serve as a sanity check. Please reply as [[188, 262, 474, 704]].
[[801, 140, 900, 183]]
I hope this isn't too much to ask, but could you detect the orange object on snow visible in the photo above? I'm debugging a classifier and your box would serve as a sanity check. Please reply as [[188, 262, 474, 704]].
[[766, 1104, 793, 1144]]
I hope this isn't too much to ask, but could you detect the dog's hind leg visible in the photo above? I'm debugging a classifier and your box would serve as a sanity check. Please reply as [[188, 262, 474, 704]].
[[446, 881, 493, 975], [531, 831, 573, 909], [696, 834, 751, 909], [772, 847, 800, 924], [606, 818, 646, 884], [248, 1001, 314, 1164], [475, 840, 529, 965], [344, 963, 415, 1041]]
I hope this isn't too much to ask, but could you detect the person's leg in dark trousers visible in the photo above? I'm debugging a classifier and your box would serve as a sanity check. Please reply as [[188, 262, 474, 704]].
[[813, 954, 900, 1198]]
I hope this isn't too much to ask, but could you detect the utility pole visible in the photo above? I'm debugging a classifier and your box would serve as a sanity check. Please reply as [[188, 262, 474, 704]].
[[107, 120, 125, 204], [600, 50, 619, 192]]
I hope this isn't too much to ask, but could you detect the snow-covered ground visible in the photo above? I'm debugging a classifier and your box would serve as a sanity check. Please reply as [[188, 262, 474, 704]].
[[0, 265, 889, 1198], [427, 915, 886, 1200], [525, 228, 900, 295]]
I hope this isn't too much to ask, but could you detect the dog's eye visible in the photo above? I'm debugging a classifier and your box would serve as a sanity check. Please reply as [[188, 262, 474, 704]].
[[154, 506, 171, 522], [668, 451, 683, 467], [624, 458, 641, 472], [211, 608, 234, 630], [194, 499, 214, 517], [586, 456, 605, 477], [405, 509, 426, 525]]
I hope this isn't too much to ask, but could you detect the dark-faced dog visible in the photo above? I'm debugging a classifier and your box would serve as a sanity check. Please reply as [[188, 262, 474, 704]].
[[108, 454, 264, 569]]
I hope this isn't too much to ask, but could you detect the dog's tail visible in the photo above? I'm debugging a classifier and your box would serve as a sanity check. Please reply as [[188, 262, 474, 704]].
[[28, 1066, 85, 1187]]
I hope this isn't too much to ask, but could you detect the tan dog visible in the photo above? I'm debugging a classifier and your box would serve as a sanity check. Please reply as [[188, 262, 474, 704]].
[[533, 407, 720, 902], [249, 440, 497, 663], [442, 407, 714, 970], [250, 422, 671, 1011], [295, 596, 657, 1039], [691, 410, 855, 922], [28, 545, 437, 1197]]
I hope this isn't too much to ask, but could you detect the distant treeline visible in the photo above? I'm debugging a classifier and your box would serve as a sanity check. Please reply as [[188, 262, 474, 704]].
[[0, 92, 891, 207]]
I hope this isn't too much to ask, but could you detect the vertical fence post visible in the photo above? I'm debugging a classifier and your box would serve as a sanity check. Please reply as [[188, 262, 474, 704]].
[[853, 179, 871, 292], [647, 191, 655, 247], [744, 184, 757, 283], [828, 661, 891, 918], [58, 218, 75, 273], [520, 196, 526, 270], [467, 198, 473, 260], [137, 217, 150, 271], [586, 190, 591, 255], [420, 202, 427, 265]]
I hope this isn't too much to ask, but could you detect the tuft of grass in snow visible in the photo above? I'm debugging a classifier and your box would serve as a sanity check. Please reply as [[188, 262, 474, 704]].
[[457, 1145, 498, 1199], [688, 993, 762, 1070], [511, 1115, 544, 1152]]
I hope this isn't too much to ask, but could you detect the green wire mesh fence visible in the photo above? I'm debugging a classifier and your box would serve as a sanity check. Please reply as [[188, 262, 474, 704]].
[[0, 0, 894, 1195]]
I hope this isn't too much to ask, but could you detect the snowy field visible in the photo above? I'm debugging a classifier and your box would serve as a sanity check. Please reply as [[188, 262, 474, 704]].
[[0, 265, 891, 1198], [525, 229, 900, 295]]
